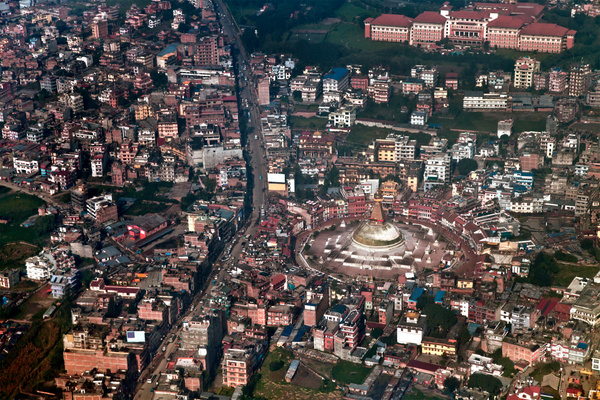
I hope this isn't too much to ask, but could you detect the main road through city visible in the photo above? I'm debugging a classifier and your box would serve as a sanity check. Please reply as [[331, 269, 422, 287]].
[[134, 1, 267, 398]]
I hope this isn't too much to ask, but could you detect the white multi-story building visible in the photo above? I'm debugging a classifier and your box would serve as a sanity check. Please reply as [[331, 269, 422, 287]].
[[98, 89, 113, 104], [148, 16, 161, 28], [13, 157, 39, 175], [571, 284, 600, 326], [26, 248, 74, 281], [451, 141, 475, 161], [497, 119, 513, 138], [411, 65, 439, 88], [513, 57, 540, 89], [410, 110, 428, 126], [424, 153, 450, 191], [510, 196, 543, 214], [322, 68, 349, 93], [328, 106, 356, 127], [575, 164, 589, 177], [397, 311, 426, 345], [393, 135, 416, 160], [86, 194, 114, 220], [91, 154, 104, 178], [137, 128, 156, 146], [463, 92, 509, 110], [592, 350, 600, 372]]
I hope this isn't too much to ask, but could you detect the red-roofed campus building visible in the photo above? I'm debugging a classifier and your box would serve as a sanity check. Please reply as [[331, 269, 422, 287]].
[[519, 23, 576, 53], [411, 12, 446, 44], [364, 14, 412, 42], [365, 3, 575, 53]]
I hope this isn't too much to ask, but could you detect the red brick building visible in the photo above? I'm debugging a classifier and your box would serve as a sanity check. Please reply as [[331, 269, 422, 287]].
[[445, 73, 459, 90], [365, 4, 575, 53], [519, 23, 576, 53], [137, 300, 168, 322], [342, 187, 366, 217], [351, 75, 369, 91], [364, 14, 412, 42], [520, 153, 542, 172], [411, 12, 446, 44], [63, 349, 131, 375], [487, 16, 523, 49]]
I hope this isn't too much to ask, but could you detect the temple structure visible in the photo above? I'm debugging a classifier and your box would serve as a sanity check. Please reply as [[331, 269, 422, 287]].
[[352, 201, 404, 250]]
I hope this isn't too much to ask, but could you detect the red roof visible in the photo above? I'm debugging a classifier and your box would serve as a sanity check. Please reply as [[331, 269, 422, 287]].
[[271, 274, 286, 287], [450, 10, 490, 20], [413, 11, 446, 24], [487, 16, 524, 29], [371, 14, 413, 27], [536, 298, 558, 316], [554, 302, 571, 313], [520, 22, 570, 37], [407, 360, 441, 373]]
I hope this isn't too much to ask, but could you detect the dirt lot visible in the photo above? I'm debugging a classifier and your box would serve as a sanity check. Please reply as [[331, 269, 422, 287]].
[[291, 364, 322, 390], [254, 348, 343, 400], [298, 356, 336, 379], [0, 243, 38, 271], [14, 284, 55, 321]]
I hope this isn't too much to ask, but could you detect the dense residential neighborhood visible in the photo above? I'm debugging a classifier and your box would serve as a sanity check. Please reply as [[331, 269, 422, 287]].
[[2, 0, 600, 399]]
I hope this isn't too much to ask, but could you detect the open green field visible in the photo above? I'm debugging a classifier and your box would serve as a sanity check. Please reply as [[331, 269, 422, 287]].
[[334, 2, 379, 22], [89, 182, 177, 203], [346, 125, 392, 146], [124, 200, 170, 216], [294, 103, 320, 112], [553, 263, 599, 287], [404, 389, 445, 400], [430, 112, 550, 134], [0, 193, 51, 250], [570, 121, 600, 133], [289, 116, 328, 130], [0, 243, 39, 271], [358, 96, 413, 123], [530, 361, 560, 384], [331, 360, 372, 385], [0, 193, 45, 223], [254, 348, 343, 400]]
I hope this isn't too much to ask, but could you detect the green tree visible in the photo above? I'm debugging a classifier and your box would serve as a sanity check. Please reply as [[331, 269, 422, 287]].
[[241, 28, 260, 53], [444, 377, 461, 394], [150, 70, 169, 89], [269, 359, 284, 371], [423, 303, 457, 338], [204, 178, 217, 193], [34, 214, 56, 235], [370, 327, 384, 339], [177, 22, 191, 33], [326, 165, 340, 187], [180, 193, 197, 211], [457, 158, 478, 176], [292, 90, 302, 102], [105, 298, 121, 318], [467, 373, 502, 395]]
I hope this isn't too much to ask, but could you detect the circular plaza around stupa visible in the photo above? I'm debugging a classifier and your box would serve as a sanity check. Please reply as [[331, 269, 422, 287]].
[[302, 203, 452, 279], [351, 204, 404, 250]]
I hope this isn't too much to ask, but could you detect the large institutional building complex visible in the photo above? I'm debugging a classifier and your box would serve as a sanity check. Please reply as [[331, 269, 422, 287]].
[[365, 2, 575, 53]]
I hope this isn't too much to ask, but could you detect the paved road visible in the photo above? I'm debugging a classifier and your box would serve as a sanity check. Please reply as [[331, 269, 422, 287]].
[[134, 3, 267, 398], [214, 0, 268, 263]]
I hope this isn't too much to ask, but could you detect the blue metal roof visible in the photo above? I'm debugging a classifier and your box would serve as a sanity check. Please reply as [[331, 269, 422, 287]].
[[158, 43, 180, 57], [410, 287, 425, 302], [324, 67, 349, 81], [434, 290, 446, 303]]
